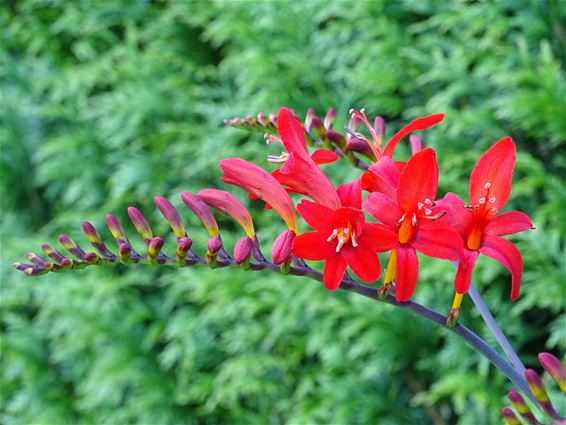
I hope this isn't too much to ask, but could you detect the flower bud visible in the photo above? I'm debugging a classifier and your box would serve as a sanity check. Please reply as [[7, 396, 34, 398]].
[[325, 130, 346, 148], [82, 221, 114, 258], [58, 235, 87, 259], [207, 236, 222, 255], [118, 243, 131, 263], [234, 236, 254, 264], [176, 236, 192, 263], [310, 116, 326, 139], [538, 352, 566, 393], [41, 243, 66, 264], [324, 107, 336, 129], [272, 230, 295, 265], [25, 252, 50, 268], [373, 116, 386, 140], [525, 369, 561, 419], [304, 108, 315, 133], [127, 207, 153, 242], [507, 390, 538, 425], [106, 214, 128, 245], [410, 135, 423, 154], [155, 196, 186, 238], [148, 236, 164, 260], [84, 252, 100, 264], [501, 407, 521, 425]]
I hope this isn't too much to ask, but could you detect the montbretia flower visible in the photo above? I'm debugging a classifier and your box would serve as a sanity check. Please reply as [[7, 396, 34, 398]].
[[438, 137, 533, 311], [363, 148, 463, 301], [219, 157, 299, 264], [268, 107, 341, 209], [348, 108, 445, 161], [293, 179, 397, 290]]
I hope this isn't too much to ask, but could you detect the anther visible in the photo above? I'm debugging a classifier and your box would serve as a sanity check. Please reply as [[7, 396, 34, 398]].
[[484, 182, 491, 189], [351, 232, 358, 247], [411, 214, 417, 226], [478, 197, 486, 204], [396, 213, 406, 226], [336, 237, 346, 252], [489, 197, 496, 203], [425, 198, 432, 204], [425, 209, 432, 216], [417, 202, 424, 210], [327, 229, 338, 242]]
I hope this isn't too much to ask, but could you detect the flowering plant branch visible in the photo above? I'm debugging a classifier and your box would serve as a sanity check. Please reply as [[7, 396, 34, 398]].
[[14, 107, 564, 423]]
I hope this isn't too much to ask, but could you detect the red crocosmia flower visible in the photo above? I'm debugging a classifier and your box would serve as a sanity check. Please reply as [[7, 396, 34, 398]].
[[268, 107, 342, 209], [437, 137, 533, 306], [293, 179, 397, 290], [349, 108, 445, 161], [363, 148, 464, 302]]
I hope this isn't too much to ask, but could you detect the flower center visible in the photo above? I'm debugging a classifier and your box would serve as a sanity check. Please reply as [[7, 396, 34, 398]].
[[327, 221, 358, 252], [398, 213, 417, 244]]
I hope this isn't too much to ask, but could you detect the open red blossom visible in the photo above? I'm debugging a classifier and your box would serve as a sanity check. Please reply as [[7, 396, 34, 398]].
[[293, 180, 397, 290], [363, 148, 464, 302], [269, 107, 342, 209], [437, 137, 533, 300]]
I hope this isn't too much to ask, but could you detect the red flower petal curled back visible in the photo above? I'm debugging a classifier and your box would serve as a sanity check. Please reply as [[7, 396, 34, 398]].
[[437, 137, 533, 303]]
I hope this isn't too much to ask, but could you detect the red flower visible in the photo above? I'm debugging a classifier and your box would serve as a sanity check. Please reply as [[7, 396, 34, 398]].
[[293, 179, 397, 290], [269, 108, 342, 209], [438, 137, 533, 302], [363, 148, 464, 301]]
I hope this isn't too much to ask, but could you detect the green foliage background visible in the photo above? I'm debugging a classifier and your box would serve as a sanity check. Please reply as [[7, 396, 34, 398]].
[[1, 0, 565, 424]]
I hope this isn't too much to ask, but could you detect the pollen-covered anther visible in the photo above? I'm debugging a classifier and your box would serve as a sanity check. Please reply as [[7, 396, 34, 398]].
[[424, 198, 431, 204], [484, 182, 491, 189], [417, 202, 423, 210], [489, 197, 496, 203], [478, 197, 486, 204], [424, 209, 432, 216]]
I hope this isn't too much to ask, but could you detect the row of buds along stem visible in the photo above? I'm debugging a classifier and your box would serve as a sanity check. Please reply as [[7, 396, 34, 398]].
[[13, 191, 295, 276], [502, 352, 566, 425]]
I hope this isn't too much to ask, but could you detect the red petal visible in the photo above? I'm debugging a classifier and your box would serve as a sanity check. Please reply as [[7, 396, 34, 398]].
[[454, 249, 480, 294], [484, 211, 533, 237], [397, 148, 438, 211], [341, 244, 382, 283], [297, 200, 336, 232], [479, 236, 523, 300], [363, 192, 403, 227], [277, 108, 309, 158], [413, 222, 464, 261], [383, 113, 445, 158], [435, 192, 473, 237], [469, 137, 515, 210], [395, 246, 419, 302], [323, 255, 347, 290], [292, 231, 336, 260], [311, 149, 339, 164], [368, 156, 401, 189], [361, 171, 396, 198], [360, 222, 398, 252], [337, 179, 362, 209]]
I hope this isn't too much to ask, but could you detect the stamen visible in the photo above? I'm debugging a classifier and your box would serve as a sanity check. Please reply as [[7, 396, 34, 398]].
[[396, 213, 406, 226], [424, 198, 432, 204], [425, 208, 432, 216], [489, 197, 496, 203], [351, 232, 358, 247], [417, 202, 423, 210], [267, 152, 290, 163], [484, 182, 491, 189], [336, 236, 346, 252], [327, 229, 338, 242], [478, 197, 486, 204], [264, 133, 283, 145], [420, 210, 446, 220], [411, 214, 417, 226]]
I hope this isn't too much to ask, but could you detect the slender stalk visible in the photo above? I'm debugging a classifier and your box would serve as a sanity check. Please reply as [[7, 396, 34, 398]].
[[468, 283, 527, 375]]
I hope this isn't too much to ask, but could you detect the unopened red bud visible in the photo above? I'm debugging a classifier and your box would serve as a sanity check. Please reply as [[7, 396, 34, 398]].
[[119, 243, 131, 263], [272, 230, 295, 265], [155, 196, 186, 238], [58, 235, 87, 259], [410, 135, 423, 154], [207, 236, 222, 254], [373, 116, 386, 139], [84, 252, 100, 264], [501, 407, 521, 425], [148, 236, 164, 259], [324, 107, 336, 129], [346, 137, 372, 154], [310, 116, 325, 138], [507, 390, 540, 425], [326, 130, 345, 145], [127, 207, 153, 242], [538, 352, 566, 393], [525, 369, 561, 419], [234, 236, 254, 264], [305, 108, 315, 133]]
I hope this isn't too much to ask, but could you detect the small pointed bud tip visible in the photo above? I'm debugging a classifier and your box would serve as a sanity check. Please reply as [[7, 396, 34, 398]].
[[445, 308, 460, 328], [373, 116, 386, 136], [501, 408, 520, 425], [148, 236, 164, 258], [325, 130, 345, 144], [127, 207, 153, 240], [207, 236, 222, 254], [119, 243, 131, 256], [154, 196, 185, 237], [234, 236, 254, 264], [271, 230, 296, 265], [538, 352, 566, 391]]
